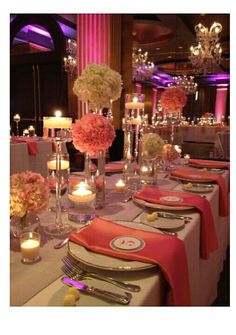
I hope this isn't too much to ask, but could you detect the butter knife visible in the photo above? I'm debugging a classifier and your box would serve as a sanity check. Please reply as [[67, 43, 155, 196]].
[[155, 212, 192, 220], [61, 276, 132, 305]]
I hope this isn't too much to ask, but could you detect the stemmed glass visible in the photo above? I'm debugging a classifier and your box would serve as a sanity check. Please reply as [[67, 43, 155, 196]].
[[43, 116, 73, 237], [13, 114, 21, 137], [47, 153, 70, 212]]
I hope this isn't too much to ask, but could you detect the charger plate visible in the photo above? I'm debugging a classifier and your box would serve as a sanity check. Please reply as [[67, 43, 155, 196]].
[[68, 221, 161, 271], [133, 196, 194, 211]]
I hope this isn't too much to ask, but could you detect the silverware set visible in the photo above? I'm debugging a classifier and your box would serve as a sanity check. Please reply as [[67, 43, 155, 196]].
[[60, 254, 141, 305]]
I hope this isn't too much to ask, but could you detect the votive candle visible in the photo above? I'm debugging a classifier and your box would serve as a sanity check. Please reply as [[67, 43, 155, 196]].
[[115, 179, 126, 191], [20, 232, 41, 264]]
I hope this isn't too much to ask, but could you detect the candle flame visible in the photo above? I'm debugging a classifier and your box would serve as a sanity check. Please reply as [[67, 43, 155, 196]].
[[55, 110, 62, 117]]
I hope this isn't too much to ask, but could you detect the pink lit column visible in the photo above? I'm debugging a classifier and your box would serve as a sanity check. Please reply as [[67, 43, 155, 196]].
[[214, 86, 228, 123], [76, 14, 111, 116]]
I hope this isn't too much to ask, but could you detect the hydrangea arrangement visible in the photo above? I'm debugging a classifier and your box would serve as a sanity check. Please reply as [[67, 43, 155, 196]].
[[161, 144, 180, 162], [73, 63, 123, 111], [10, 171, 49, 227], [160, 87, 187, 111], [142, 133, 165, 160], [72, 113, 116, 156]]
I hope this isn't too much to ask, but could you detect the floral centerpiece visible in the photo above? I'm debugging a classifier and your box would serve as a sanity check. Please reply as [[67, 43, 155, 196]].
[[72, 113, 116, 208], [161, 144, 180, 162], [160, 87, 187, 111], [142, 133, 165, 160], [73, 63, 123, 112], [72, 113, 115, 156], [10, 171, 49, 231]]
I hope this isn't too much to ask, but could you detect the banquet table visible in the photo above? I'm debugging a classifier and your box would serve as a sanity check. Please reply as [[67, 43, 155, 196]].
[[10, 166, 230, 307], [10, 138, 68, 177]]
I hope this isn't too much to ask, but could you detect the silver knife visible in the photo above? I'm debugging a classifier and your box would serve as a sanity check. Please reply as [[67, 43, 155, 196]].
[[156, 212, 192, 220], [61, 276, 132, 305]]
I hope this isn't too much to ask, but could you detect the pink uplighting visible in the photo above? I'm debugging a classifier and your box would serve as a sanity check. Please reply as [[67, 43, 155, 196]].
[[215, 86, 228, 122]]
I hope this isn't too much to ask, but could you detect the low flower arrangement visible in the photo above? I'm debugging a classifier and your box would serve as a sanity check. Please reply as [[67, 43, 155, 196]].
[[72, 113, 116, 156], [142, 133, 165, 160], [160, 87, 187, 111], [73, 63, 123, 111], [161, 144, 180, 162], [10, 171, 49, 229]]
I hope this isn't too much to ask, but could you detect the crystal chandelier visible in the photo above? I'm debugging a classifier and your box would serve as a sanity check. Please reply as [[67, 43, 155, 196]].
[[132, 47, 155, 81], [63, 38, 77, 76], [189, 22, 223, 74], [168, 75, 198, 95]]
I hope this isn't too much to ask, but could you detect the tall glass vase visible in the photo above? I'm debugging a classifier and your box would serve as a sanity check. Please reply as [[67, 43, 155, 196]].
[[84, 150, 106, 209], [165, 108, 183, 145], [43, 116, 73, 237]]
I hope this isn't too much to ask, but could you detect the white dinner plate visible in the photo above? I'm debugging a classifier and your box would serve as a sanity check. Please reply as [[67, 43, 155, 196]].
[[132, 196, 194, 211], [139, 213, 185, 230], [189, 163, 226, 174], [68, 221, 160, 271], [171, 175, 216, 183], [182, 184, 213, 193]]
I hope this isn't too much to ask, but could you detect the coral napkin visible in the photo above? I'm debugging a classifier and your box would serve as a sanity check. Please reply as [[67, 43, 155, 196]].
[[69, 217, 191, 306], [189, 159, 229, 170], [12, 137, 38, 155], [105, 162, 124, 173], [170, 167, 229, 217], [133, 186, 218, 260]]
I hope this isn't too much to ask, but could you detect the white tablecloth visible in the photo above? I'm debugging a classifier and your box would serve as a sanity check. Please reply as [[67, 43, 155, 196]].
[[10, 170, 229, 307], [10, 139, 68, 177]]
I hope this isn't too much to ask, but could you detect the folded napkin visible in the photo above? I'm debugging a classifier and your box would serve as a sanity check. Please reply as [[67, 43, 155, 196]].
[[69, 217, 191, 306], [170, 167, 229, 217], [12, 137, 38, 155], [105, 162, 124, 173], [133, 186, 218, 260], [189, 159, 229, 170]]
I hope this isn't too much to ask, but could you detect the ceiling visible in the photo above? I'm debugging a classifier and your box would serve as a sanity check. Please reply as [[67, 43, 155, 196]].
[[133, 14, 230, 76], [11, 13, 230, 77]]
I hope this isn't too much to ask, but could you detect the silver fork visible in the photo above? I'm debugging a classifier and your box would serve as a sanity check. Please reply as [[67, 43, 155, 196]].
[[62, 255, 141, 292]]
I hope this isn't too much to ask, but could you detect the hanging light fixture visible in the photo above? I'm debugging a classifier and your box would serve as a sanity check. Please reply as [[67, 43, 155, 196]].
[[132, 47, 155, 81], [63, 38, 77, 76], [168, 75, 198, 95], [189, 22, 223, 74]]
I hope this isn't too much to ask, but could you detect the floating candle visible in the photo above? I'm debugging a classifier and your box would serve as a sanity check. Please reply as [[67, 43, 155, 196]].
[[47, 159, 70, 170], [115, 179, 126, 191], [43, 116, 72, 129], [184, 154, 191, 163], [68, 182, 95, 204], [13, 114, 21, 122]]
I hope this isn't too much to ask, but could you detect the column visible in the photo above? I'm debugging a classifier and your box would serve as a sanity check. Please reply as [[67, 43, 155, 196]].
[[76, 14, 111, 117], [214, 86, 228, 123]]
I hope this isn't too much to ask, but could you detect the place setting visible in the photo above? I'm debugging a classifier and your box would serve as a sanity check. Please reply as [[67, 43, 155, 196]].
[[9, 13, 230, 309]]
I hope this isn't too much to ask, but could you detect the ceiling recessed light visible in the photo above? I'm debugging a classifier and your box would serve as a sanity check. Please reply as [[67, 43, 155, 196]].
[[156, 47, 161, 50], [178, 46, 183, 49], [168, 55, 172, 59]]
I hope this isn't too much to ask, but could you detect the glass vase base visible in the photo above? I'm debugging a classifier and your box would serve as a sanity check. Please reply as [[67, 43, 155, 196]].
[[68, 213, 96, 224], [44, 223, 74, 237], [21, 255, 42, 265], [49, 205, 72, 213]]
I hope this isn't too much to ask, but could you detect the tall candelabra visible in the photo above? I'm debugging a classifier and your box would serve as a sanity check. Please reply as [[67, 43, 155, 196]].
[[123, 93, 146, 163], [43, 115, 73, 237], [13, 114, 21, 137]]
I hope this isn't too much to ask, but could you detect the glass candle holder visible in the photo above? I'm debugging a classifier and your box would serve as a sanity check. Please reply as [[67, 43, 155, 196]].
[[28, 125, 36, 137], [47, 153, 70, 212], [20, 232, 41, 264], [43, 116, 73, 237], [13, 114, 21, 137], [68, 175, 96, 223]]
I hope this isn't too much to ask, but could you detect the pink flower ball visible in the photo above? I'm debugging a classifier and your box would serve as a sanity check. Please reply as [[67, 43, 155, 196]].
[[72, 114, 116, 155]]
